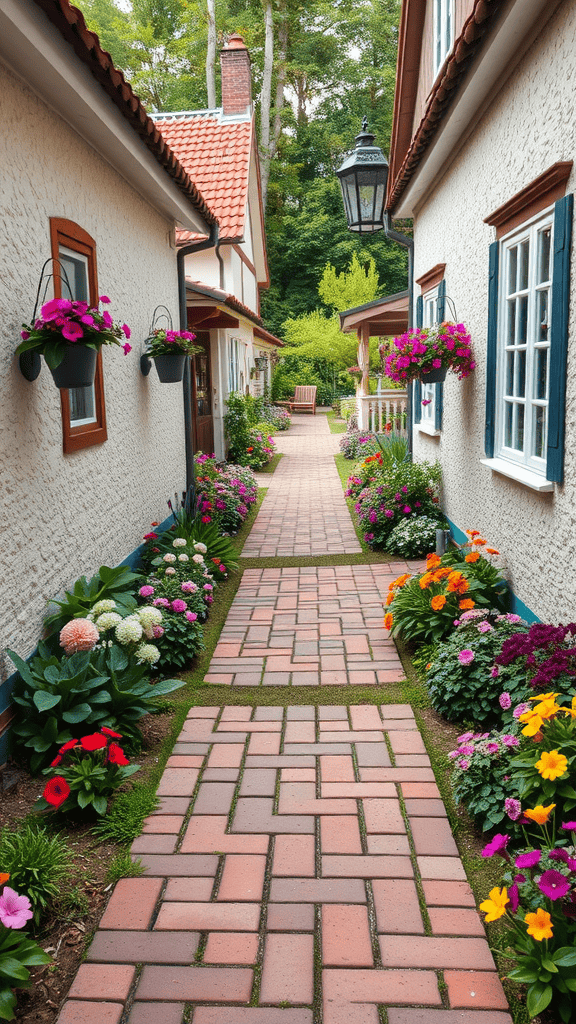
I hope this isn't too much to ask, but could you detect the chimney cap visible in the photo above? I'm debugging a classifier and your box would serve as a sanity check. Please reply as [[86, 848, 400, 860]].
[[223, 33, 248, 51]]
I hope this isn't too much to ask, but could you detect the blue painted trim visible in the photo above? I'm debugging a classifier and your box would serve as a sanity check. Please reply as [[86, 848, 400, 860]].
[[445, 516, 540, 623], [119, 514, 174, 569]]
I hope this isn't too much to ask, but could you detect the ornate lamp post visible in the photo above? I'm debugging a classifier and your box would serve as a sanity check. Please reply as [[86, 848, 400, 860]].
[[336, 117, 389, 234]]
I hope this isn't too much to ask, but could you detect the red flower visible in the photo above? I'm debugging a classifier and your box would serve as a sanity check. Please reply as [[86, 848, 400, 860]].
[[107, 742, 129, 766], [101, 727, 122, 739], [144, 532, 158, 541], [50, 754, 63, 768], [80, 733, 107, 751], [151, 522, 159, 527], [59, 739, 78, 753], [44, 777, 71, 808], [212, 558, 221, 565], [201, 516, 211, 523], [152, 548, 160, 553]]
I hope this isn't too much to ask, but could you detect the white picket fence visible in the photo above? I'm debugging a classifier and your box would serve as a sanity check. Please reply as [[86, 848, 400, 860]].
[[358, 390, 408, 436]]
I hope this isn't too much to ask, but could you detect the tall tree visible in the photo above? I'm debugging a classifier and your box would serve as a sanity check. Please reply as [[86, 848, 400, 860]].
[[206, 0, 217, 107]]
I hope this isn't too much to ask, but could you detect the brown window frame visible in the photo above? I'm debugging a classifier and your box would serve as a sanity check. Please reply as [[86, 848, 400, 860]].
[[50, 218, 108, 453]]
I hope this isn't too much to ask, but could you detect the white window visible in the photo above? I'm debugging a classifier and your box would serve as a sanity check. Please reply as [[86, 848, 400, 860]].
[[59, 245, 97, 427], [433, 0, 454, 77], [420, 285, 439, 429], [228, 336, 239, 393], [495, 209, 553, 475]]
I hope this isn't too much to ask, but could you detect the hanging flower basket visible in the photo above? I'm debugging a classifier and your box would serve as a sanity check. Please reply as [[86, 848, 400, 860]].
[[383, 322, 475, 385], [153, 352, 187, 383], [48, 344, 99, 389]]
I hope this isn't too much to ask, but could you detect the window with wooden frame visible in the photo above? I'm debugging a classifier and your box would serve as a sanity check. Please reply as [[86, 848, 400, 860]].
[[50, 218, 107, 453]]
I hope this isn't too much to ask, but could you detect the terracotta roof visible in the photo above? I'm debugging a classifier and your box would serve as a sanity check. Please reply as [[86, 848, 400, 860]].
[[339, 291, 409, 338], [387, 0, 507, 213], [186, 280, 262, 326], [30, 0, 215, 228], [155, 114, 253, 242]]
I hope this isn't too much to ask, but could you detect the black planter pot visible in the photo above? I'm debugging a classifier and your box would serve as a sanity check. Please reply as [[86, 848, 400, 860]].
[[419, 365, 448, 384], [153, 353, 187, 383], [48, 345, 98, 389]]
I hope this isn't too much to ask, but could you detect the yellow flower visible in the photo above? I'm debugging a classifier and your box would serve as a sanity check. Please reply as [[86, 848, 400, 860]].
[[479, 887, 509, 922], [535, 750, 569, 781], [524, 803, 556, 825], [560, 694, 576, 719], [529, 692, 559, 702], [520, 712, 546, 737], [525, 908, 553, 941]]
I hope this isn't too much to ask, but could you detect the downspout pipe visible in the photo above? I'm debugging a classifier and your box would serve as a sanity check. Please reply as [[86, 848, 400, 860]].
[[177, 221, 219, 511], [384, 211, 414, 456]]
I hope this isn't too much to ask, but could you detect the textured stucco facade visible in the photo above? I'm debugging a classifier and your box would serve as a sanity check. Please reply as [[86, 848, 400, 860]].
[[0, 61, 187, 679], [411, 1, 576, 622]]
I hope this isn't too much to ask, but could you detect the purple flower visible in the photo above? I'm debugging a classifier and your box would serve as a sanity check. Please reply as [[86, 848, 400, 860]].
[[508, 882, 520, 913], [403, 505, 412, 515], [515, 850, 542, 869], [477, 621, 493, 633], [0, 887, 33, 929], [562, 822, 576, 831], [458, 758, 470, 770], [99, 295, 111, 303], [457, 732, 474, 743], [153, 598, 170, 608], [152, 625, 164, 638], [501, 734, 519, 748], [185, 611, 198, 623], [504, 798, 522, 821], [139, 585, 155, 597], [499, 692, 511, 709], [458, 649, 475, 665], [482, 834, 509, 858], [491, 665, 500, 678], [549, 848, 576, 871], [486, 742, 500, 754], [401, 486, 408, 493], [513, 703, 530, 719], [203, 584, 213, 591], [538, 869, 571, 901]]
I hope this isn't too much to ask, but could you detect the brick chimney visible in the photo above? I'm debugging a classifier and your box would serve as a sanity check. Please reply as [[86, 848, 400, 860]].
[[220, 34, 252, 117]]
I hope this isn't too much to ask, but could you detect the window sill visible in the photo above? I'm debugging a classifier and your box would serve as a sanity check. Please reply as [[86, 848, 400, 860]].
[[480, 458, 554, 492], [415, 422, 441, 437]]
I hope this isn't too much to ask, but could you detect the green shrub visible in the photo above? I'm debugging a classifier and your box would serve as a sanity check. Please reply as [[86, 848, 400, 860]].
[[425, 615, 530, 728], [350, 458, 443, 549], [387, 515, 448, 559], [0, 823, 70, 923], [449, 728, 521, 831]]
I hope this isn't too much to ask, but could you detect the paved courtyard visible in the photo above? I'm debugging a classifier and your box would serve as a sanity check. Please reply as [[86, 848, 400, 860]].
[[57, 414, 512, 1024]]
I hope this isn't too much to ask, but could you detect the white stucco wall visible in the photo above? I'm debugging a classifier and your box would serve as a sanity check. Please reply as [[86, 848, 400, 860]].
[[0, 61, 187, 677], [411, 1, 576, 622]]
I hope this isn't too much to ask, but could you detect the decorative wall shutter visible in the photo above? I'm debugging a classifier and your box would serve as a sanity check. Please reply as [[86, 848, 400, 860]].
[[546, 193, 573, 483], [413, 294, 423, 424], [435, 279, 446, 431], [484, 241, 499, 458]]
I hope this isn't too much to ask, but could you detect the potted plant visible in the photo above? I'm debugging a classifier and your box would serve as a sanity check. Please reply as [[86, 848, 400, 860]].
[[17, 296, 131, 389], [382, 322, 476, 385], [145, 329, 202, 383]]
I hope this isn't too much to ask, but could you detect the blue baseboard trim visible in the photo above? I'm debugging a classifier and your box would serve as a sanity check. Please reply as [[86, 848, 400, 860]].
[[446, 516, 540, 624], [0, 513, 175, 767]]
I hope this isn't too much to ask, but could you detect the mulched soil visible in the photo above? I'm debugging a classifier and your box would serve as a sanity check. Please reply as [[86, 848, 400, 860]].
[[0, 710, 175, 1023]]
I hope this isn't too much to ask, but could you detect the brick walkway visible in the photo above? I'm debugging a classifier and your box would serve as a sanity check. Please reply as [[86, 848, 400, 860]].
[[57, 414, 512, 1024], [241, 413, 362, 557]]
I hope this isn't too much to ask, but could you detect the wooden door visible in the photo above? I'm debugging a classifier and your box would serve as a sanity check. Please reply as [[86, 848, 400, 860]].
[[191, 332, 214, 455]]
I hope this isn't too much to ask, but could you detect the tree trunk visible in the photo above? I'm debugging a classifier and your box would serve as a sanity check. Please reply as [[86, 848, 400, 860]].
[[206, 0, 216, 108], [259, 0, 274, 207], [260, 7, 287, 212]]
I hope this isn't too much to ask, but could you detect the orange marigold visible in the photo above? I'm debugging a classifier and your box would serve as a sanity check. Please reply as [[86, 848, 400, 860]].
[[459, 599, 476, 610], [385, 593, 394, 607], [465, 552, 480, 563], [431, 595, 446, 611], [383, 613, 394, 630], [426, 553, 441, 568], [473, 538, 487, 546], [391, 574, 410, 590], [435, 567, 452, 579], [419, 573, 434, 590], [486, 548, 500, 555], [466, 529, 480, 537]]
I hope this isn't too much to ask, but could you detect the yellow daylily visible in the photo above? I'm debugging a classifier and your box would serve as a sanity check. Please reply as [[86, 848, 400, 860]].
[[479, 887, 509, 922], [524, 803, 556, 825], [535, 750, 568, 781], [525, 908, 553, 941]]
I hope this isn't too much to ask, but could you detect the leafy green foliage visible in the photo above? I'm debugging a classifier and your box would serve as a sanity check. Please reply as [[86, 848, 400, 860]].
[[224, 394, 275, 467], [426, 619, 530, 728], [92, 784, 159, 845], [91, 646, 186, 745], [44, 565, 142, 638], [37, 730, 141, 817], [449, 729, 522, 831], [104, 851, 145, 884], [151, 608, 205, 670], [387, 515, 448, 559], [0, 926, 51, 1020], [349, 457, 444, 549], [0, 824, 70, 924]]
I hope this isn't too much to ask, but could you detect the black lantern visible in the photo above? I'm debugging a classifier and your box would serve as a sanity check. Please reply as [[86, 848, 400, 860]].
[[336, 118, 389, 234]]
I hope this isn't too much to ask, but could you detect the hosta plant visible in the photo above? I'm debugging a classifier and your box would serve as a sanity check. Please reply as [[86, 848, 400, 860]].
[[0, 877, 51, 1020], [44, 565, 142, 639], [37, 728, 141, 816]]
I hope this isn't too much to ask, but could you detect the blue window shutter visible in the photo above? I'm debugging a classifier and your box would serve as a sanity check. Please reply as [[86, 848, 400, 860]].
[[484, 241, 499, 458], [435, 279, 446, 430], [546, 193, 573, 483], [413, 295, 423, 424]]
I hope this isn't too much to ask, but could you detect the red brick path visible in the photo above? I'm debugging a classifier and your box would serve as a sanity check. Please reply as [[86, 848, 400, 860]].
[[60, 705, 511, 1023]]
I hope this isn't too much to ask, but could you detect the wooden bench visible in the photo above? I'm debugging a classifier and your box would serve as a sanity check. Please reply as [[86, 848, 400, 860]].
[[277, 385, 317, 415]]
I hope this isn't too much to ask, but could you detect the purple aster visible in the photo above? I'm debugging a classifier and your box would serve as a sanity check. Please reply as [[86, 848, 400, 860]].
[[504, 798, 522, 821], [482, 833, 509, 858], [515, 850, 542, 869], [538, 869, 571, 901]]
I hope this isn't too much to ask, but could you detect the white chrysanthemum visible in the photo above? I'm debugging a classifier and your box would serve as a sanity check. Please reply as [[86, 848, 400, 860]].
[[193, 542, 207, 554], [178, 554, 189, 562], [163, 553, 177, 563], [137, 606, 163, 628], [115, 616, 143, 644], [172, 538, 187, 548], [192, 554, 204, 564], [136, 643, 160, 665], [165, 567, 176, 575], [95, 612, 123, 632], [92, 599, 117, 615]]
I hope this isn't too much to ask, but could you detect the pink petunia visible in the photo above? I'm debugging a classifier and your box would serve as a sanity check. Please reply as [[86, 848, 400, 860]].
[[0, 887, 33, 929], [515, 850, 542, 869], [61, 321, 84, 342], [538, 869, 571, 901], [122, 343, 132, 355], [482, 834, 509, 858], [122, 324, 131, 339], [99, 295, 111, 303]]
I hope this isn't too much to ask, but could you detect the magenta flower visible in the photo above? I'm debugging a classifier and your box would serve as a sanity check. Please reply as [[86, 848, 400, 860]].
[[99, 295, 111, 303], [153, 598, 170, 608], [181, 582, 197, 593], [122, 343, 132, 355], [538, 869, 571, 901], [501, 735, 519, 748], [458, 744, 475, 755], [515, 850, 542, 869], [185, 611, 198, 623], [61, 321, 84, 342], [122, 324, 131, 339], [457, 732, 474, 743], [562, 822, 576, 831], [171, 599, 187, 613], [139, 585, 155, 597], [203, 584, 213, 591], [0, 887, 33, 929], [458, 649, 475, 665], [499, 692, 511, 709], [491, 665, 499, 678], [504, 798, 522, 821], [152, 625, 164, 638], [458, 758, 470, 770], [486, 742, 500, 754], [482, 833, 509, 858], [550, 848, 576, 871]]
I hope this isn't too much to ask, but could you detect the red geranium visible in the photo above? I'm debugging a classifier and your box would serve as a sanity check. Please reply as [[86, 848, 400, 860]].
[[80, 733, 107, 751], [44, 777, 71, 808], [144, 532, 158, 541], [101, 727, 122, 738], [59, 739, 78, 753], [50, 754, 63, 768], [107, 742, 130, 766]]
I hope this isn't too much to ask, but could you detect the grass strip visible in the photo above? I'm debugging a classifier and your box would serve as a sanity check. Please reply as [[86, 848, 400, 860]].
[[326, 410, 347, 434]]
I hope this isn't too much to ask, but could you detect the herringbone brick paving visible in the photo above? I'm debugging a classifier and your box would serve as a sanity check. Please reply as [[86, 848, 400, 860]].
[[58, 414, 511, 1024]]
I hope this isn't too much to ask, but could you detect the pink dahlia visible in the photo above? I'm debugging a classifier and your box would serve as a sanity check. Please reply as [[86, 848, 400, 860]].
[[60, 618, 99, 654]]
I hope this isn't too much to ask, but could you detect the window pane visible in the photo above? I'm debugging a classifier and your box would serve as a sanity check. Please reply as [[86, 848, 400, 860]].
[[534, 405, 546, 459], [516, 348, 526, 398], [537, 289, 549, 343], [505, 402, 513, 448], [516, 404, 524, 451], [508, 246, 518, 294], [505, 350, 514, 395], [538, 227, 551, 284], [517, 295, 528, 344], [58, 248, 89, 303], [69, 385, 96, 424], [535, 347, 548, 400], [519, 240, 529, 291], [506, 299, 516, 346]]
